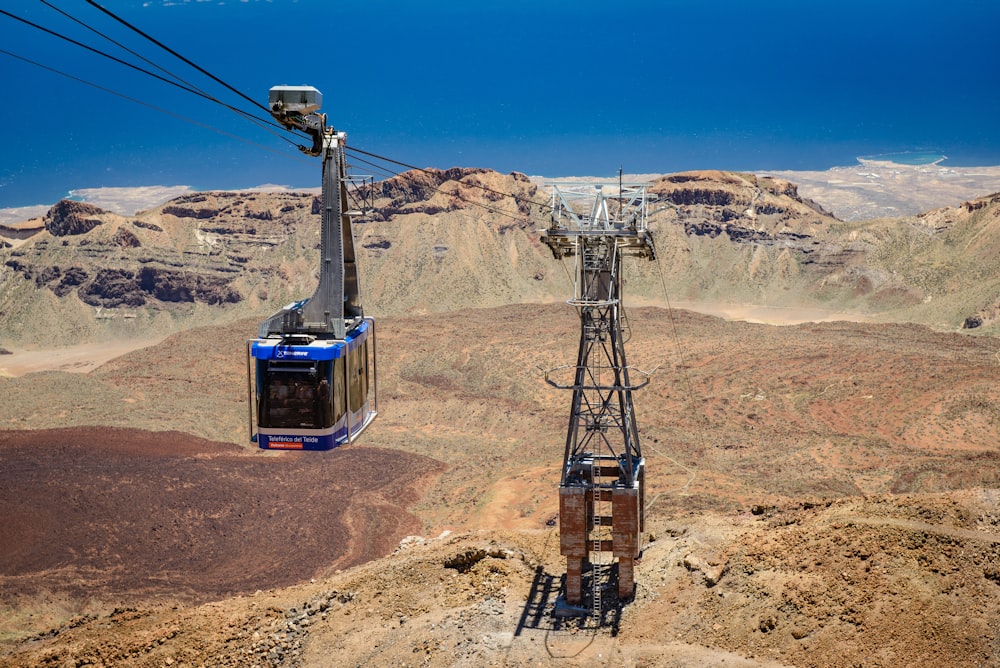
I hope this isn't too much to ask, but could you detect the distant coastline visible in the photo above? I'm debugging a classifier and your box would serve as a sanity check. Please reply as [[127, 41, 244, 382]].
[[857, 151, 947, 166]]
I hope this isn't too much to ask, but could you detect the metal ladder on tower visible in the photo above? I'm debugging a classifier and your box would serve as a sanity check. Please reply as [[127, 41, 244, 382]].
[[590, 458, 604, 621]]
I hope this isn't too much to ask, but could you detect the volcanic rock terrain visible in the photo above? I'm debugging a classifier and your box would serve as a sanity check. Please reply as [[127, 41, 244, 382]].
[[2, 168, 1000, 666]]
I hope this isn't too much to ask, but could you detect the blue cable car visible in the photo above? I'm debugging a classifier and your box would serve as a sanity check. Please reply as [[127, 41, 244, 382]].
[[249, 318, 376, 450], [247, 86, 377, 449]]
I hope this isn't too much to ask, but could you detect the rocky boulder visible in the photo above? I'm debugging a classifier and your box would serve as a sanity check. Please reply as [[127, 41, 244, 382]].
[[53, 267, 89, 297], [162, 193, 221, 220], [44, 200, 107, 236], [111, 227, 141, 248], [79, 269, 146, 308], [138, 266, 241, 305]]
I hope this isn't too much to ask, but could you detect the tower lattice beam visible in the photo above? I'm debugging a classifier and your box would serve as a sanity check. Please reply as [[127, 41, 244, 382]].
[[541, 182, 654, 612]]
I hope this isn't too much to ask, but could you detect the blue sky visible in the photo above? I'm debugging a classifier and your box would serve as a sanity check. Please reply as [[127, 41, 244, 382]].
[[2, 0, 999, 207]]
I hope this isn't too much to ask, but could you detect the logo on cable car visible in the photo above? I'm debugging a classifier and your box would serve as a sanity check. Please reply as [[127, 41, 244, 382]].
[[275, 348, 310, 359]]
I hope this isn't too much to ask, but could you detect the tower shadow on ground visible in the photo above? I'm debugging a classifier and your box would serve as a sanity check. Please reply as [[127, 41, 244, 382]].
[[514, 563, 625, 640]]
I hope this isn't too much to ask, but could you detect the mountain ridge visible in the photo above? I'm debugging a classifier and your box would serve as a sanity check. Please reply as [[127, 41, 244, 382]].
[[3, 168, 1000, 353]]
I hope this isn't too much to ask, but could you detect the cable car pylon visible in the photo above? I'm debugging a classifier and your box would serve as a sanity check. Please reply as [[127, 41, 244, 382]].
[[540, 179, 655, 612]]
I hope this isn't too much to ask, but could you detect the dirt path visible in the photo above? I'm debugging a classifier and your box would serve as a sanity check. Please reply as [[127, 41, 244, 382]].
[[0, 339, 163, 377], [628, 298, 874, 326]]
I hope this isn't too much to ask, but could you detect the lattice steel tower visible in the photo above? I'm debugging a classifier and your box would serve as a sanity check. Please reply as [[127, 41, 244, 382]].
[[541, 181, 655, 608]]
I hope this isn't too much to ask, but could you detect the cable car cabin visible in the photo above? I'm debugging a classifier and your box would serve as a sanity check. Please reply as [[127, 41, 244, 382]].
[[248, 318, 377, 450]]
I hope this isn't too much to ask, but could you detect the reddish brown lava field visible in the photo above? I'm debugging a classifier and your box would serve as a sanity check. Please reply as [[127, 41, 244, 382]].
[[0, 427, 443, 608]]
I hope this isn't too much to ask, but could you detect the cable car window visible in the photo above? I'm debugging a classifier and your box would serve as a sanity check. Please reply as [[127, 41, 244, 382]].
[[333, 356, 346, 423], [316, 360, 334, 428], [348, 343, 365, 413], [259, 361, 321, 429], [360, 340, 370, 405]]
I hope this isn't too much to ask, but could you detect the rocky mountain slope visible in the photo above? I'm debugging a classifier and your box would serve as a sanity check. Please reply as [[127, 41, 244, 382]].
[[3, 168, 1000, 352], [3, 305, 1000, 666]]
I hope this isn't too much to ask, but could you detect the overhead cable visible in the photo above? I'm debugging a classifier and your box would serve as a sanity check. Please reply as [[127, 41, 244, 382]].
[[40, 0, 207, 97], [0, 47, 307, 161], [0, 7, 303, 146], [84, 0, 271, 115], [38, 0, 303, 146]]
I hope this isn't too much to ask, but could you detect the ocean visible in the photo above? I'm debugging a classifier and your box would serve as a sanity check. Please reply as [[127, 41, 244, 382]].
[[2, 0, 998, 209]]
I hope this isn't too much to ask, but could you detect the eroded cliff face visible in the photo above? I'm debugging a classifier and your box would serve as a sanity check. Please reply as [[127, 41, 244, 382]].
[[649, 170, 835, 233], [7, 199, 253, 311], [356, 167, 538, 221], [0, 192, 314, 344], [72, 266, 242, 308]]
